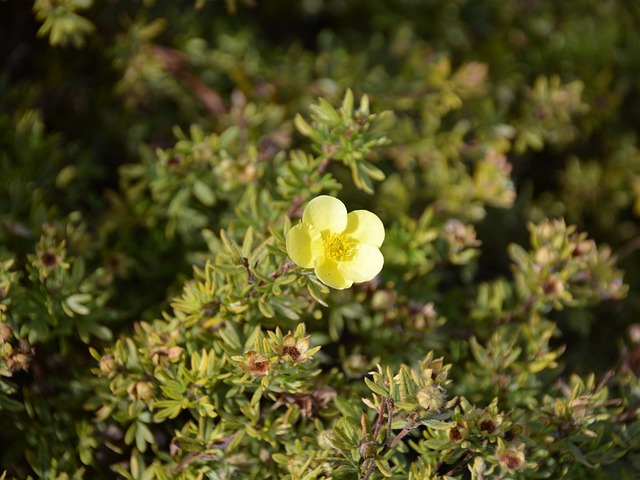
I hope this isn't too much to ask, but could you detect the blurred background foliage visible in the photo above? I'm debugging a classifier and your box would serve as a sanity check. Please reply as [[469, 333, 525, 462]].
[[2, 0, 640, 478]]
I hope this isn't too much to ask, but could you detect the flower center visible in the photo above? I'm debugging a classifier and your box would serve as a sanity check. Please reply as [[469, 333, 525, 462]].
[[323, 233, 354, 261], [282, 346, 300, 360]]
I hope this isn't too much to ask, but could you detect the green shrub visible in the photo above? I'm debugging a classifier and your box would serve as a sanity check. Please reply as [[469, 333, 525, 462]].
[[2, 0, 640, 478]]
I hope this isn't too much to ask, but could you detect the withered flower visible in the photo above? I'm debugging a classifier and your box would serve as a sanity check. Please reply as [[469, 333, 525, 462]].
[[480, 418, 497, 434], [275, 332, 310, 363], [449, 426, 464, 443], [497, 443, 526, 472], [6, 352, 31, 372], [240, 350, 271, 376]]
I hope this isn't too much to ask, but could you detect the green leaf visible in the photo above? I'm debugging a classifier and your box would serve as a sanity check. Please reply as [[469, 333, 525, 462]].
[[364, 377, 390, 397], [136, 422, 155, 452], [193, 179, 216, 206], [375, 458, 394, 478], [313, 98, 342, 125], [294, 114, 314, 137], [353, 162, 375, 194], [272, 453, 289, 465], [272, 300, 301, 320], [508, 243, 530, 270], [81, 320, 113, 341], [65, 293, 92, 316], [334, 418, 360, 447], [220, 229, 241, 256], [563, 439, 595, 467], [153, 400, 184, 420], [241, 226, 255, 257], [258, 295, 275, 318], [159, 380, 186, 400], [218, 126, 239, 149], [342, 89, 354, 119]]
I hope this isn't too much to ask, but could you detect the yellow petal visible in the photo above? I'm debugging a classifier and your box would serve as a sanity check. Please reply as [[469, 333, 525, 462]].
[[302, 196, 348, 233], [286, 223, 323, 268], [343, 210, 385, 247], [314, 258, 353, 290], [338, 244, 384, 283]]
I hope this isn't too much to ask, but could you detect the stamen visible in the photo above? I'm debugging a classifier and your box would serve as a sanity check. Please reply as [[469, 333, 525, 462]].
[[323, 233, 354, 261]]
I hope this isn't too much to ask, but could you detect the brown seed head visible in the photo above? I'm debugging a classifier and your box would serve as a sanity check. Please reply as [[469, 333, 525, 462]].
[[243, 351, 270, 376], [449, 426, 463, 442], [41, 251, 57, 267], [480, 419, 496, 434], [499, 447, 525, 470]]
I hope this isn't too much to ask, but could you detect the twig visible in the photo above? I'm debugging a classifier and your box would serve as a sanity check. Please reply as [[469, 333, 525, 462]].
[[617, 234, 640, 260], [269, 258, 296, 279]]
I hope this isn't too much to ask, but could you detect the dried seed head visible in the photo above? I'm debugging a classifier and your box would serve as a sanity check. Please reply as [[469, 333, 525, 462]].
[[480, 419, 497, 434], [241, 351, 271, 376], [449, 426, 463, 443], [40, 251, 58, 268], [542, 277, 564, 296], [282, 344, 301, 360], [276, 332, 310, 363], [504, 425, 523, 442], [498, 446, 525, 471]]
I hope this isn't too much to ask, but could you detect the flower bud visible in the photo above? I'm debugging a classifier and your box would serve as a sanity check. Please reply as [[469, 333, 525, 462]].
[[417, 385, 446, 411], [127, 381, 154, 401], [99, 354, 115, 375]]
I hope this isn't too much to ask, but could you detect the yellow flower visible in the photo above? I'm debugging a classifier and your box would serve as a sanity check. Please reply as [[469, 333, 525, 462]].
[[286, 196, 385, 289]]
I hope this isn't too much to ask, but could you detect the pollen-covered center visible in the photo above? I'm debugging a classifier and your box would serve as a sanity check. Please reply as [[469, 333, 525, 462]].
[[322, 233, 355, 261]]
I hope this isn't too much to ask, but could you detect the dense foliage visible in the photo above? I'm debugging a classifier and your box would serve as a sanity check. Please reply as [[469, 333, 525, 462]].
[[2, 0, 640, 478]]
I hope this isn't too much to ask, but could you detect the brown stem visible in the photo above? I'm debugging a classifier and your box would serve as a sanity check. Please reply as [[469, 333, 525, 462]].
[[287, 196, 305, 218], [151, 45, 227, 117], [317, 156, 330, 174], [360, 459, 376, 480], [617, 234, 640, 260], [269, 258, 296, 279], [380, 412, 415, 457]]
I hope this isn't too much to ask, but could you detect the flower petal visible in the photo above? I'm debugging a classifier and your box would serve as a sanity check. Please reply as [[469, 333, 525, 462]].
[[343, 210, 385, 247], [286, 223, 323, 268], [314, 258, 353, 290], [302, 196, 348, 233], [338, 244, 384, 283]]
